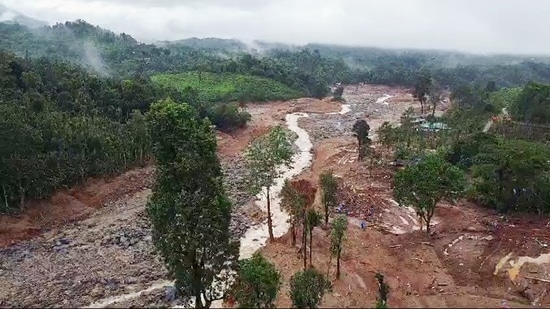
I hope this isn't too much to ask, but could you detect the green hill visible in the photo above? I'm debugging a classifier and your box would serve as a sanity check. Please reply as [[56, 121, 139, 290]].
[[151, 72, 304, 103]]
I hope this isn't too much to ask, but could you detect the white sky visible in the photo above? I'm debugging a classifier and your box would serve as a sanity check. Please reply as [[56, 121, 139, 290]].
[[2, 0, 550, 55]]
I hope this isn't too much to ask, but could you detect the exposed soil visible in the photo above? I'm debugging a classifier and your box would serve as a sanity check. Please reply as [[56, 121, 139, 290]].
[[1, 85, 549, 308], [259, 84, 550, 308]]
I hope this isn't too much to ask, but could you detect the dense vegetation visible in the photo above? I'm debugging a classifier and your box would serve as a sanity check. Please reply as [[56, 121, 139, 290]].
[[0, 51, 172, 212], [152, 72, 303, 103], [2, 17, 550, 218], [5, 19, 550, 98], [381, 79, 550, 216]]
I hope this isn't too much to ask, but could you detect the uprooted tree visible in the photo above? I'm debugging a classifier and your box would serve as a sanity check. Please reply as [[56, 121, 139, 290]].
[[230, 252, 281, 309], [319, 170, 339, 225], [245, 126, 293, 241], [330, 214, 348, 279], [289, 268, 332, 309], [352, 119, 372, 160], [393, 154, 466, 235], [146, 99, 239, 309]]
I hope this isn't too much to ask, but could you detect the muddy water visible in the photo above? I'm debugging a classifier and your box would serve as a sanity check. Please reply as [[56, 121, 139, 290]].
[[85, 106, 351, 308]]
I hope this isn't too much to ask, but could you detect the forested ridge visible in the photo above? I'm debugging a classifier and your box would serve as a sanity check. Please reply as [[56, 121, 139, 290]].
[[1, 18, 550, 216]]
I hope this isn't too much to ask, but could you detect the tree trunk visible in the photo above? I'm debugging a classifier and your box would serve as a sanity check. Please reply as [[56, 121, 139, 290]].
[[432, 104, 436, 117], [326, 253, 333, 278], [425, 216, 431, 236], [291, 223, 296, 246], [19, 181, 24, 212], [302, 222, 307, 270], [195, 294, 204, 309], [420, 100, 424, 115], [309, 228, 313, 268], [357, 139, 363, 160], [336, 249, 341, 279], [3, 184, 8, 210], [425, 206, 435, 236], [266, 188, 274, 241], [324, 203, 329, 225]]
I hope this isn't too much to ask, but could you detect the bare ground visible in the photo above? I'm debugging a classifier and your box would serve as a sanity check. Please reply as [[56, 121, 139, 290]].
[[1, 85, 549, 308]]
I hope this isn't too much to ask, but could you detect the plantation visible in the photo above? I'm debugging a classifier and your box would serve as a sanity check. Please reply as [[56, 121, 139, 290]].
[[151, 72, 304, 103]]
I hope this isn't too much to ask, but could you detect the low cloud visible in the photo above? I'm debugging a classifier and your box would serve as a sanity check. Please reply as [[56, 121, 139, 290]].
[[2, 0, 550, 55]]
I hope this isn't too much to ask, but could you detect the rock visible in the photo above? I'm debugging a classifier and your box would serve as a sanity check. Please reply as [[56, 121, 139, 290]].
[[91, 285, 105, 298], [165, 286, 178, 302]]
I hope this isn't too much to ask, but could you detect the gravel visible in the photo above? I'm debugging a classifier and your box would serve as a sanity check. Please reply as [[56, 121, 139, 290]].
[[0, 157, 258, 308]]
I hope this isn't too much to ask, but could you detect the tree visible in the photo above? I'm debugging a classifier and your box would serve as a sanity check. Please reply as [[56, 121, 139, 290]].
[[245, 126, 294, 241], [305, 209, 322, 268], [284, 179, 317, 269], [330, 215, 348, 279], [393, 154, 466, 235], [333, 85, 344, 100], [146, 99, 239, 309], [319, 170, 338, 225], [230, 252, 281, 309], [280, 179, 303, 246], [352, 119, 371, 160], [375, 273, 390, 309], [413, 69, 432, 115], [428, 84, 442, 118], [289, 268, 331, 309]]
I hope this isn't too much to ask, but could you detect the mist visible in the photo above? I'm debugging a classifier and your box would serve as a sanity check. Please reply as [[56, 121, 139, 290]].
[[82, 41, 110, 77], [3, 0, 550, 55]]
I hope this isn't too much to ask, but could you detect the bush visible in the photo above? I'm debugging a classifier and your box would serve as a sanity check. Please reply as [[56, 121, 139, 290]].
[[208, 103, 251, 132]]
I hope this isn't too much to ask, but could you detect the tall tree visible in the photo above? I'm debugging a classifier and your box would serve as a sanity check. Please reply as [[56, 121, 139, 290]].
[[319, 170, 338, 225], [352, 119, 371, 160], [285, 179, 317, 269], [280, 179, 305, 246], [146, 99, 239, 309], [428, 83, 443, 118], [393, 154, 466, 235], [289, 268, 331, 309], [413, 69, 432, 115], [305, 209, 322, 268], [245, 126, 293, 241], [330, 215, 348, 279], [230, 252, 281, 309]]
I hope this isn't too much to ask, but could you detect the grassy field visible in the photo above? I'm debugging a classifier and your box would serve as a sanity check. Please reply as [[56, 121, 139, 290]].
[[152, 71, 304, 103]]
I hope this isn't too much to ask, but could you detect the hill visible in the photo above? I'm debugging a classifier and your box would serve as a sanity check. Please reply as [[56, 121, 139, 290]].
[[0, 4, 47, 28], [0, 20, 218, 77], [151, 71, 304, 103]]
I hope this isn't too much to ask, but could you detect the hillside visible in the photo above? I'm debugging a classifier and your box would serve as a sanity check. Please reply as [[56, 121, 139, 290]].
[[0, 20, 218, 77], [151, 72, 304, 103]]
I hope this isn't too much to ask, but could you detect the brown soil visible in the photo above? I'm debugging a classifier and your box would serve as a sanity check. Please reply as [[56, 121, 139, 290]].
[[0, 166, 155, 248], [258, 84, 550, 308], [3, 84, 550, 308], [0, 98, 341, 249], [217, 98, 341, 158]]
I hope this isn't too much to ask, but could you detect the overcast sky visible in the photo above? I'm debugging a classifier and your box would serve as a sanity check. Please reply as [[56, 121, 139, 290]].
[[2, 0, 550, 55]]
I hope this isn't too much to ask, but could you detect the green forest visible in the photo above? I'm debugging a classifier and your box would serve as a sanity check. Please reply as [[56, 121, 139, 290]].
[[1, 18, 550, 216]]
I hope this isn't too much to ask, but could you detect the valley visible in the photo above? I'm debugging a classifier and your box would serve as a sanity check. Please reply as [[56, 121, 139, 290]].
[[2, 84, 549, 308]]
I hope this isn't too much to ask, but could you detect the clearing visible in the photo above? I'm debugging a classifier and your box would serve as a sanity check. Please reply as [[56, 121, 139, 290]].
[[151, 71, 303, 103]]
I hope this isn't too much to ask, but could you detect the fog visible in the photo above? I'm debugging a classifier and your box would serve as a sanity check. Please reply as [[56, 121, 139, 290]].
[[2, 0, 550, 55]]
